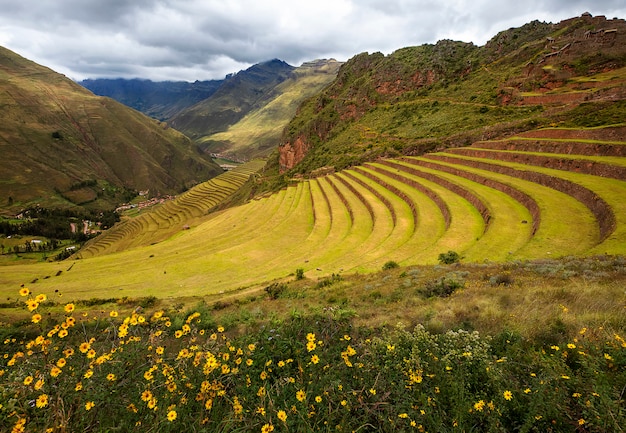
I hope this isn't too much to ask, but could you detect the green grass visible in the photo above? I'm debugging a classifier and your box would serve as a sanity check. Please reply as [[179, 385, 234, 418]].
[[78, 161, 265, 258], [416, 155, 600, 258], [385, 158, 533, 262], [438, 152, 626, 255], [1, 256, 625, 432], [1, 129, 625, 306], [455, 147, 626, 169]]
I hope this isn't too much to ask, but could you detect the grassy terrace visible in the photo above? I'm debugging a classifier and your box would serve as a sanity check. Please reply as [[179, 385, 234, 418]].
[[77, 160, 265, 258], [415, 155, 599, 257], [1, 128, 625, 304], [431, 152, 626, 255], [384, 158, 533, 261]]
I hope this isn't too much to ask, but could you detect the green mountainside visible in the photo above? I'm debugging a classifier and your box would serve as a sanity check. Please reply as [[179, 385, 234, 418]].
[[0, 46, 222, 216], [169, 60, 295, 140], [279, 14, 626, 176], [169, 59, 342, 160]]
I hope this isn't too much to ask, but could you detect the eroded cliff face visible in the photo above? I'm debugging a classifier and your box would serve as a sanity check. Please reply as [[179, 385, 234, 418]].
[[279, 136, 310, 172]]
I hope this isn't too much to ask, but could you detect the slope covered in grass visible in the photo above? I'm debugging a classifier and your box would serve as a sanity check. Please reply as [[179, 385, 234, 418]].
[[1, 124, 624, 303], [1, 256, 625, 432], [0, 46, 222, 215]]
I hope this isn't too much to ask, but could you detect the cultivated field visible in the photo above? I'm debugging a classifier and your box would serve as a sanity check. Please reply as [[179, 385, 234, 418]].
[[1, 125, 625, 303]]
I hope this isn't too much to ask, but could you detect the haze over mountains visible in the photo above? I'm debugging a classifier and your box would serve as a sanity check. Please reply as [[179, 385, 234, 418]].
[[79, 78, 223, 121]]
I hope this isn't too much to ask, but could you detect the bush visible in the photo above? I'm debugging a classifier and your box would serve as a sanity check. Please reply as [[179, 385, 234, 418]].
[[295, 268, 305, 280], [438, 250, 461, 265], [264, 282, 287, 300], [382, 260, 399, 271], [418, 276, 464, 298], [315, 273, 343, 289], [489, 273, 513, 286]]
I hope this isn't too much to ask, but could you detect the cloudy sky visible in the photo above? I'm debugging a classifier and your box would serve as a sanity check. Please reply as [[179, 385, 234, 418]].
[[1, 0, 625, 82]]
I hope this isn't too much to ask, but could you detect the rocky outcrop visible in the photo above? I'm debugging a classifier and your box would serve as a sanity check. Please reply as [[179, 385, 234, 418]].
[[279, 136, 311, 172]]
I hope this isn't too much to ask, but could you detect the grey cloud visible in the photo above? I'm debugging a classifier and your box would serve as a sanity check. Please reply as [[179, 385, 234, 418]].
[[0, 0, 624, 81]]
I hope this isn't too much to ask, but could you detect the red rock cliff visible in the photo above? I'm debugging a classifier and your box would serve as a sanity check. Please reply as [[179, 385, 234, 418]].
[[279, 135, 310, 172]]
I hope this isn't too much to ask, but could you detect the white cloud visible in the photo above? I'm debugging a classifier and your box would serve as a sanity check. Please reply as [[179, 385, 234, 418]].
[[0, 0, 624, 81]]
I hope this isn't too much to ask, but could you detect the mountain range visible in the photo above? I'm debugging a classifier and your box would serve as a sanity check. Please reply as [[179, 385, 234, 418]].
[[79, 78, 223, 121], [82, 58, 342, 161]]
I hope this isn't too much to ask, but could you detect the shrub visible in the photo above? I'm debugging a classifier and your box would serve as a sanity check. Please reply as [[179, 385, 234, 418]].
[[264, 282, 287, 300], [438, 250, 461, 265], [418, 276, 464, 298], [295, 268, 305, 280], [382, 260, 399, 271], [315, 273, 343, 289], [489, 273, 513, 286]]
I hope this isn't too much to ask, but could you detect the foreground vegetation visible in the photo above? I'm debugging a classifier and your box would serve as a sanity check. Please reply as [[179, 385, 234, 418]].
[[2, 256, 624, 432]]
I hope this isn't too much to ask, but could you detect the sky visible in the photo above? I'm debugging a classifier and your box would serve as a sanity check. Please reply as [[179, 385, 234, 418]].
[[0, 0, 625, 82]]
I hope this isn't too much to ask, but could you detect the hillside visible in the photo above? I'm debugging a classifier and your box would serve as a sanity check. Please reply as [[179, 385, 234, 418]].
[[80, 78, 223, 121], [1, 13, 625, 293], [168, 59, 341, 160], [169, 60, 295, 139], [280, 14, 626, 175], [198, 59, 343, 160], [0, 46, 223, 216]]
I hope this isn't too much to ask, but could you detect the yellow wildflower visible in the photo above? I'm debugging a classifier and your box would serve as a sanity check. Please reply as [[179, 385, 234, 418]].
[[261, 423, 274, 433], [36, 394, 49, 408], [167, 410, 177, 421], [296, 389, 306, 402], [277, 410, 287, 422]]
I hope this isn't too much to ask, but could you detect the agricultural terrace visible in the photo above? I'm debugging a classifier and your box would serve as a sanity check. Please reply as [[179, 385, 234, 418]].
[[1, 126, 626, 302], [77, 160, 266, 258]]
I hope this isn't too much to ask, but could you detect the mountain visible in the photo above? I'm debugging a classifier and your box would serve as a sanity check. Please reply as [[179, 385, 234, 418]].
[[80, 78, 223, 121], [78, 59, 342, 162], [0, 46, 223, 215], [279, 13, 626, 175], [169, 59, 295, 140], [198, 59, 342, 160]]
